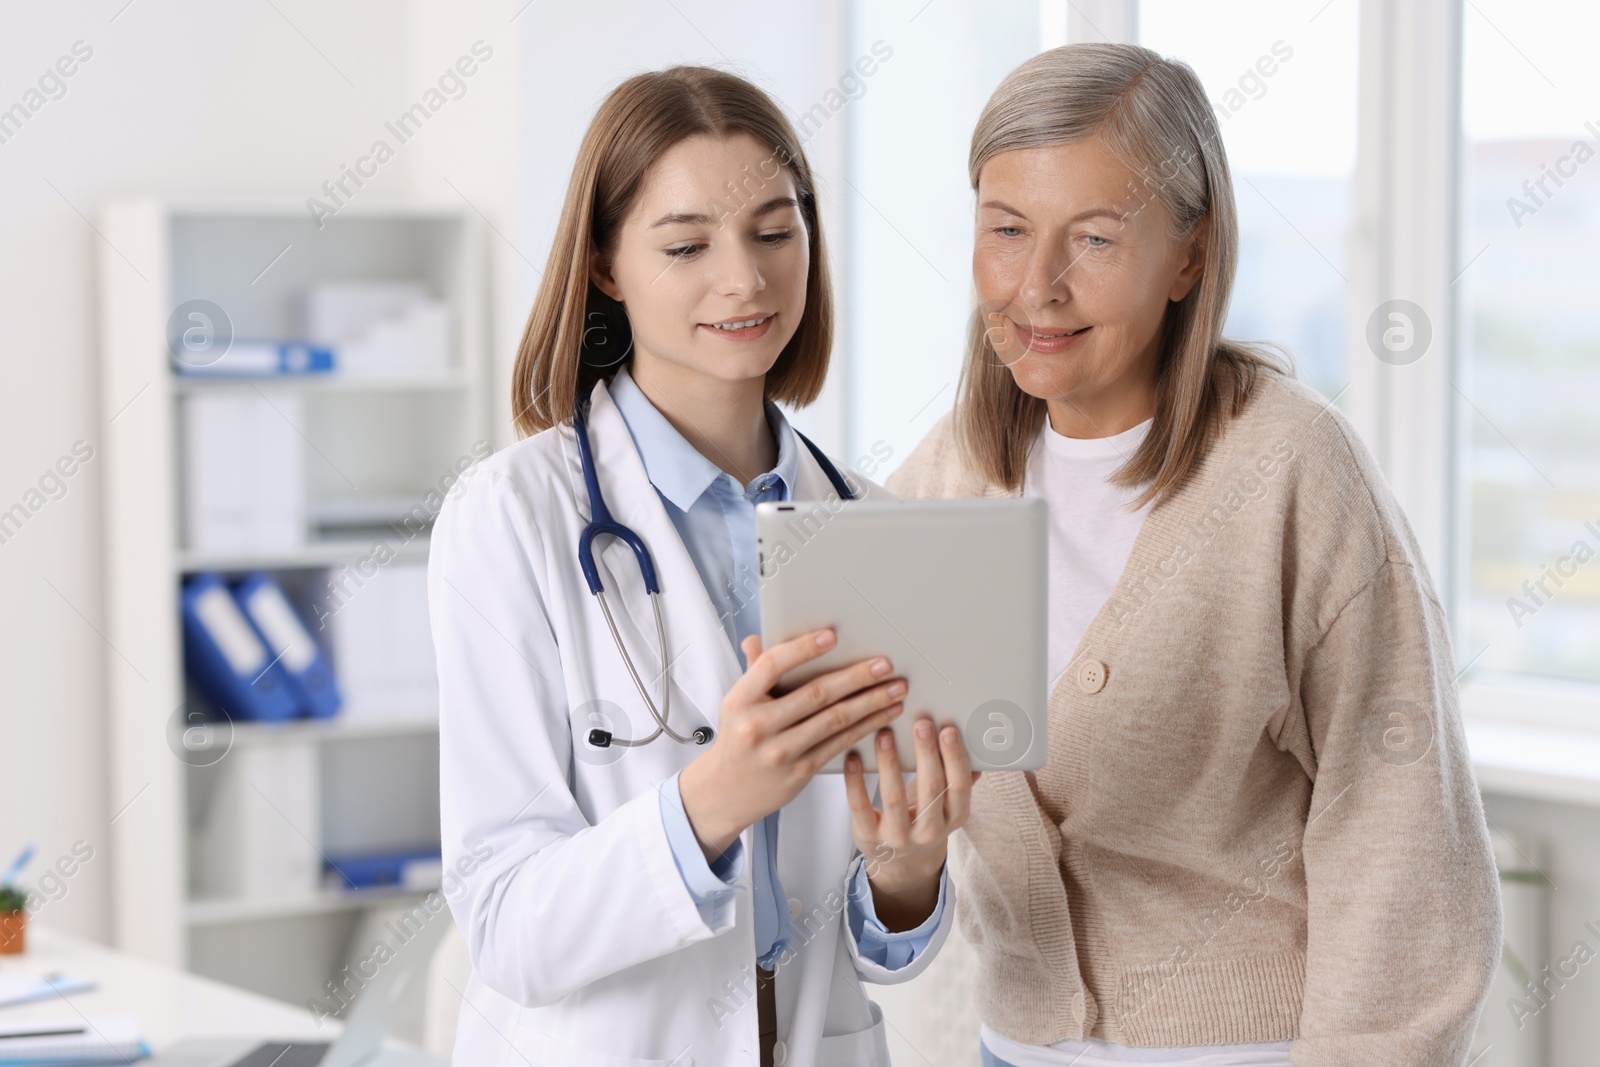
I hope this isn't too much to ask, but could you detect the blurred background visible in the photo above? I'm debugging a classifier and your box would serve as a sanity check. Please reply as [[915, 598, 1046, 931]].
[[0, 0, 1596, 1064]]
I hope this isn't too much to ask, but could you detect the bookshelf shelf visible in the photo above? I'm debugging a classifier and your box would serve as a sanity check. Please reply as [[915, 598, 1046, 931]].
[[185, 885, 434, 927], [180, 714, 439, 752], [99, 197, 487, 1001], [170, 371, 471, 396], [176, 536, 431, 574]]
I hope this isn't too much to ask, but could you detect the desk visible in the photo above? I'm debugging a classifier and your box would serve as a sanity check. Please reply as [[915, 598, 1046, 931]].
[[0, 926, 337, 1049]]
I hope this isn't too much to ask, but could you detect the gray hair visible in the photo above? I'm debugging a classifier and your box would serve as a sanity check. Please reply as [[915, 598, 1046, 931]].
[[956, 43, 1287, 507]]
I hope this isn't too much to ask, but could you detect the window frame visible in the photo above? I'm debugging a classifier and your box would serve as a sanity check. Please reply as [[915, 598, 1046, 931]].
[[1120, 0, 1600, 732]]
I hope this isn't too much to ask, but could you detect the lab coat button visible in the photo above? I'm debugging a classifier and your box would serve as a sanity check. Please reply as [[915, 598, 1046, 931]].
[[1077, 659, 1107, 694], [787, 896, 803, 920], [773, 1039, 788, 1065]]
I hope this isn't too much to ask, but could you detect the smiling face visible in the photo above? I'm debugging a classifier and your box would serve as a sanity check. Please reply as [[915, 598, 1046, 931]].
[[590, 132, 809, 391], [973, 134, 1206, 436]]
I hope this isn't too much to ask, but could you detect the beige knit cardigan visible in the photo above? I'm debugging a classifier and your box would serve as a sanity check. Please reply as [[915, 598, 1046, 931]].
[[886, 371, 1501, 1066]]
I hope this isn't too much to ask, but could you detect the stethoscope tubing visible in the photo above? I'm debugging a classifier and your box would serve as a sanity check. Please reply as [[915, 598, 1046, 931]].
[[570, 389, 856, 750], [574, 394, 711, 748]]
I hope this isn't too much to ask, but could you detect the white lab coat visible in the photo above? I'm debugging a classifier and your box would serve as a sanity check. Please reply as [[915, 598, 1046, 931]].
[[428, 377, 954, 1067]]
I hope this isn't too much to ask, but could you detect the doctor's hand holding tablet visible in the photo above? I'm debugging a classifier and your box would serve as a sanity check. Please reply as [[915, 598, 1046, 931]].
[[679, 625, 977, 928], [680, 491, 1050, 923]]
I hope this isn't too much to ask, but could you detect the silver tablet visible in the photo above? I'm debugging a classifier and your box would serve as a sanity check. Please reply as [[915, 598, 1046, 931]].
[[755, 498, 1048, 773]]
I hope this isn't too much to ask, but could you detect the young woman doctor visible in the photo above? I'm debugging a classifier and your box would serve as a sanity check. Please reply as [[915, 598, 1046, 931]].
[[429, 66, 978, 1067]]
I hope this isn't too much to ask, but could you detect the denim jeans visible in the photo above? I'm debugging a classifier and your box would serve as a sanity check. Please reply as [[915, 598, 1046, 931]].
[[979, 1038, 1296, 1066], [980, 1041, 1019, 1067]]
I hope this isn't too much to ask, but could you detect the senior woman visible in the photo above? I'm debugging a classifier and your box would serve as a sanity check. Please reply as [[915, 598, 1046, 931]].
[[887, 44, 1501, 1067]]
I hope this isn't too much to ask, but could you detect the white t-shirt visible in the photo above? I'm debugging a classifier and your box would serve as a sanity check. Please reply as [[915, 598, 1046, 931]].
[[1022, 413, 1154, 692], [993, 414, 1294, 1067]]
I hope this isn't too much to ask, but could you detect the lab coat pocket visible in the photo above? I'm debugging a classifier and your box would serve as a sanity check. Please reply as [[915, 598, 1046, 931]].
[[512, 1021, 689, 1067], [817, 998, 892, 1066]]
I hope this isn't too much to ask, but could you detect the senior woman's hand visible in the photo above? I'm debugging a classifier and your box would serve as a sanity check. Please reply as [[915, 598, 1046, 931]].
[[843, 718, 980, 931]]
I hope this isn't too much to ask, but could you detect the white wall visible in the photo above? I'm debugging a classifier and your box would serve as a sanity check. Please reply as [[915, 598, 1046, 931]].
[[1481, 792, 1600, 1065], [0, 0, 519, 944]]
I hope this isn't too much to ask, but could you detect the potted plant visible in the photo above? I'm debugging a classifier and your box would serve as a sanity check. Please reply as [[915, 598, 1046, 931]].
[[0, 885, 26, 954]]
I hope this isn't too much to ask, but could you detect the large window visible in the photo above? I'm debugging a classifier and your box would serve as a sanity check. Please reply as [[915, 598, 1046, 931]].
[[1139, 0, 1359, 402], [1458, 0, 1600, 687], [844, 0, 1039, 469]]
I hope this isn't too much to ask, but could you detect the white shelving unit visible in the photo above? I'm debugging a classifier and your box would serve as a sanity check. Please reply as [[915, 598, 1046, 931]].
[[98, 199, 489, 1007]]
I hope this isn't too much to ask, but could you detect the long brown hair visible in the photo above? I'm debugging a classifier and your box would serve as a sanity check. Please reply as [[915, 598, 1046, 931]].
[[511, 66, 833, 438], [958, 43, 1291, 508]]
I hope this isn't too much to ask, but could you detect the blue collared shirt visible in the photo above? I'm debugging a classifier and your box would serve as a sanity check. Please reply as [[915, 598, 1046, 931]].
[[607, 366, 945, 971]]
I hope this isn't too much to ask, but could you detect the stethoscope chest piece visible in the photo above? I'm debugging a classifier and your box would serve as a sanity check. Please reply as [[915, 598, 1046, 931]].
[[587, 724, 713, 749]]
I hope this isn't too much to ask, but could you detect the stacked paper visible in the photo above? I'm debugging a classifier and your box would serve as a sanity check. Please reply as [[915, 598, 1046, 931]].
[[0, 1015, 145, 1064], [325, 561, 438, 721], [180, 392, 305, 554], [302, 281, 452, 379], [193, 740, 322, 899]]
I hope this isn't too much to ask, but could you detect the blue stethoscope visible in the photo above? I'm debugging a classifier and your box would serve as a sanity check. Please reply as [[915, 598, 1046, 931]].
[[573, 393, 857, 750]]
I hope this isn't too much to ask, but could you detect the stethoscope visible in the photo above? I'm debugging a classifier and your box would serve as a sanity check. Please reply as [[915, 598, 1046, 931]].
[[572, 392, 857, 750]]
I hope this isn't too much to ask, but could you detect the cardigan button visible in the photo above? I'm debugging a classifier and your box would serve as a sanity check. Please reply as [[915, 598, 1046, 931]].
[[1077, 659, 1107, 694], [1071, 989, 1087, 1025]]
